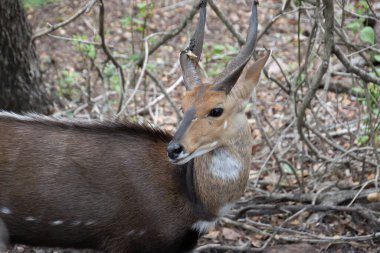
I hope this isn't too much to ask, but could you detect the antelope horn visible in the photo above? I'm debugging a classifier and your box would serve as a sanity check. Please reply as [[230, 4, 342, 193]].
[[213, 0, 259, 94], [180, 0, 207, 91]]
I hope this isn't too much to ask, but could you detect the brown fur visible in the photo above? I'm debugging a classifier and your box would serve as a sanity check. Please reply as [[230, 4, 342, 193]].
[[0, 113, 198, 252]]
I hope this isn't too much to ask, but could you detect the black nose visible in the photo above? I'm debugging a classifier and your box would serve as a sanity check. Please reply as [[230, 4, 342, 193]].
[[167, 142, 183, 160]]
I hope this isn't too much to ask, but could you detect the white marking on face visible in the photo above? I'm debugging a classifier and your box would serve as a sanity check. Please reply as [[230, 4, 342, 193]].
[[138, 230, 145, 236], [224, 120, 228, 129], [172, 142, 219, 165], [210, 149, 242, 181], [50, 220, 64, 226], [192, 220, 216, 234], [210, 141, 218, 147], [0, 208, 11, 215], [127, 230, 135, 236], [176, 151, 189, 161], [25, 216, 37, 222]]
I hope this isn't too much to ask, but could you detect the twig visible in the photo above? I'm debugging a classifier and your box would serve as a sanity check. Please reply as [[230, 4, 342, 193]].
[[32, 0, 98, 41], [130, 77, 183, 116], [296, 0, 334, 156], [145, 70, 182, 122], [306, 124, 377, 167], [97, 0, 126, 112], [207, 0, 245, 45], [333, 45, 380, 85], [363, 81, 380, 191], [117, 36, 150, 117], [194, 240, 252, 253], [46, 34, 102, 46], [254, 119, 295, 187], [135, 0, 203, 67]]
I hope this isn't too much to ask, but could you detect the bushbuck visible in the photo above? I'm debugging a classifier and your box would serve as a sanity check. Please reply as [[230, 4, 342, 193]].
[[0, 0, 270, 252]]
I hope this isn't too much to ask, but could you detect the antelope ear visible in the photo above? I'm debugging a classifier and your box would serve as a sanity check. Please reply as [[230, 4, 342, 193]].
[[231, 50, 271, 100]]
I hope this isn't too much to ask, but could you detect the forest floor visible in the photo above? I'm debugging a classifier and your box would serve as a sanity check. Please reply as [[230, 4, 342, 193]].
[[10, 0, 380, 252]]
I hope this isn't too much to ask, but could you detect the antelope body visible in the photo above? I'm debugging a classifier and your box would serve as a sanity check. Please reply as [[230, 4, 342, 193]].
[[0, 1, 269, 252]]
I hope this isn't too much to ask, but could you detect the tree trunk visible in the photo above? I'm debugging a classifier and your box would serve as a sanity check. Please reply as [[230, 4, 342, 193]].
[[0, 0, 52, 114]]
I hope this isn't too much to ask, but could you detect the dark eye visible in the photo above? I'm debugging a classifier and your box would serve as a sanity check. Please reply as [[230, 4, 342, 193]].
[[208, 108, 224, 117]]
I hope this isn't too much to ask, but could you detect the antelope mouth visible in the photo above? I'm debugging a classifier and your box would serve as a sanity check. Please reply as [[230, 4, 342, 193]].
[[170, 141, 218, 165]]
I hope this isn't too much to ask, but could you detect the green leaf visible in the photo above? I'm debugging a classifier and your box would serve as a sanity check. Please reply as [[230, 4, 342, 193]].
[[280, 163, 294, 174], [357, 135, 370, 145], [360, 26, 375, 45], [352, 86, 365, 94], [359, 0, 369, 11], [345, 21, 361, 32], [87, 45, 97, 60], [374, 55, 380, 63], [120, 17, 132, 28], [212, 44, 225, 55], [23, 0, 52, 7]]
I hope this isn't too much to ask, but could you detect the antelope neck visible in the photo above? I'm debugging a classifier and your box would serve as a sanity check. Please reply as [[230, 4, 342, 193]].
[[194, 127, 251, 217]]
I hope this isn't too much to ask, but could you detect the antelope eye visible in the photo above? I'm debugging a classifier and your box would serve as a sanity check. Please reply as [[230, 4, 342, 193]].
[[208, 108, 224, 117]]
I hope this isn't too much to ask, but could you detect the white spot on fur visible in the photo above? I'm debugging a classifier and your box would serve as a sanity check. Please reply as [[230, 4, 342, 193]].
[[50, 220, 64, 226], [210, 149, 242, 181], [0, 208, 11, 215], [224, 120, 228, 129], [192, 220, 216, 234], [85, 220, 95, 226], [25, 216, 37, 222], [71, 220, 81, 226]]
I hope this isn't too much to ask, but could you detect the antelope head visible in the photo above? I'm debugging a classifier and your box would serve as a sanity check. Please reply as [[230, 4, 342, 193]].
[[167, 0, 270, 165]]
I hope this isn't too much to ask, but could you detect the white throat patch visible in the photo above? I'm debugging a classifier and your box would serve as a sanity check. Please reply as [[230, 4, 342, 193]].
[[210, 149, 242, 181]]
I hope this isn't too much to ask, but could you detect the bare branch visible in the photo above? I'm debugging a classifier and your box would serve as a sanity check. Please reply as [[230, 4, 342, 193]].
[[135, 0, 203, 67], [333, 45, 380, 85], [207, 0, 245, 45], [97, 0, 126, 112], [32, 0, 97, 41]]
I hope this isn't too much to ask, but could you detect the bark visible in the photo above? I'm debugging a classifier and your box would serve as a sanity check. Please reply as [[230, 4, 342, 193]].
[[0, 0, 52, 114]]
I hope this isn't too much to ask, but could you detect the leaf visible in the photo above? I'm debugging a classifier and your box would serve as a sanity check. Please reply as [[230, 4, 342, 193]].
[[203, 230, 220, 239], [345, 21, 361, 32], [222, 228, 241, 241], [352, 86, 364, 94], [360, 26, 375, 45], [357, 135, 369, 145], [281, 163, 294, 174], [87, 46, 97, 60], [367, 192, 380, 202], [374, 55, 380, 63], [212, 44, 225, 55]]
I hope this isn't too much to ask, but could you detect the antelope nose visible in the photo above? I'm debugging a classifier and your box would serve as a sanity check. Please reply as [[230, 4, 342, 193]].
[[167, 142, 183, 160]]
